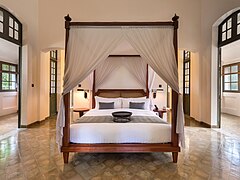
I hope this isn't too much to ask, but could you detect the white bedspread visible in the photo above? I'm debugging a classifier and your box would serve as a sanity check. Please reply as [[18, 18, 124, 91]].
[[70, 109, 171, 144]]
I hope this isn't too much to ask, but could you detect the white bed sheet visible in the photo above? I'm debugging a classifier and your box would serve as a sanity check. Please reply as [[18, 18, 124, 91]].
[[70, 108, 171, 144]]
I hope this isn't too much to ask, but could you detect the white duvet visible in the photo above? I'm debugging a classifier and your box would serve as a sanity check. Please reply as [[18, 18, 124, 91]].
[[70, 108, 171, 144]]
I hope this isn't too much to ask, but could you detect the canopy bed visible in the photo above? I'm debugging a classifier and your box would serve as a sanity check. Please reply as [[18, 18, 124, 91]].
[[56, 14, 185, 164]]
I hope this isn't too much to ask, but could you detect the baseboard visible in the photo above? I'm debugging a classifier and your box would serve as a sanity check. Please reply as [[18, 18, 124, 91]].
[[186, 115, 211, 128], [20, 117, 49, 128]]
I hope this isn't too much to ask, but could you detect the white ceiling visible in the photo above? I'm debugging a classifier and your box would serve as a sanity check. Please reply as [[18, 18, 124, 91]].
[[222, 40, 240, 64], [0, 38, 19, 64]]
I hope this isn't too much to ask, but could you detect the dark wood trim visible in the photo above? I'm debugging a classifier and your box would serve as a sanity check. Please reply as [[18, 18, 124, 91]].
[[95, 89, 147, 97], [62, 143, 180, 153], [218, 10, 240, 47], [62, 15, 71, 150], [92, 70, 96, 108], [0, 7, 22, 46], [70, 21, 174, 27], [171, 14, 179, 147], [146, 64, 149, 98], [18, 46, 22, 128], [108, 55, 141, 57]]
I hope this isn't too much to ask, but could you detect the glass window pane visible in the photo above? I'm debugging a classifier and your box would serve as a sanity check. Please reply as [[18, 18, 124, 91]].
[[227, 29, 231, 39], [2, 82, 9, 90], [51, 88, 55, 94], [231, 83, 238, 91], [185, 82, 189, 88], [224, 66, 230, 74], [51, 75, 55, 81], [14, 31, 18, 40], [238, 13, 240, 24], [9, 17, 13, 27], [231, 74, 238, 82], [224, 75, 230, 82], [224, 83, 230, 91], [51, 81, 55, 87], [14, 22, 18, 30], [222, 23, 226, 32], [2, 73, 9, 81], [10, 74, 16, 81], [10, 65, 16, 72], [222, 32, 226, 41], [9, 82, 16, 90], [0, 11, 3, 22], [0, 22, 3, 33], [9, 28, 13, 37], [185, 76, 189, 81], [238, 25, 240, 35], [2, 64, 9, 71], [231, 65, 238, 73], [227, 18, 232, 29]]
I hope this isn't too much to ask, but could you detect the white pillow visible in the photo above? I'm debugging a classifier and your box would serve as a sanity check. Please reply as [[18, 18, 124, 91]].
[[122, 97, 150, 110], [95, 96, 122, 109]]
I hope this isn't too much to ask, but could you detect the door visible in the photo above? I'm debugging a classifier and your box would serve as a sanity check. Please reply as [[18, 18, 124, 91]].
[[183, 51, 190, 115], [50, 50, 57, 116]]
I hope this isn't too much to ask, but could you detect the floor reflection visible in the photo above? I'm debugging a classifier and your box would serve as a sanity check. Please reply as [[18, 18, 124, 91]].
[[0, 113, 239, 179]]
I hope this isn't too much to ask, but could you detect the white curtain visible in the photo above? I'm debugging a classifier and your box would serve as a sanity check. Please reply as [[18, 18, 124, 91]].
[[122, 57, 147, 89], [148, 66, 156, 110], [57, 26, 185, 149], [95, 57, 122, 89], [124, 27, 185, 147], [56, 27, 123, 149]]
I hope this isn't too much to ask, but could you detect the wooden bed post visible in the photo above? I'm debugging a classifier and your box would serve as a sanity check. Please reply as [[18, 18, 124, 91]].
[[146, 64, 149, 98], [92, 70, 96, 108], [62, 14, 72, 163], [171, 14, 180, 163]]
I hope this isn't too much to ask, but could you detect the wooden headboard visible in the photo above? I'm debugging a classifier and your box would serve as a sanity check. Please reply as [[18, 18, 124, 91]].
[[92, 89, 147, 108]]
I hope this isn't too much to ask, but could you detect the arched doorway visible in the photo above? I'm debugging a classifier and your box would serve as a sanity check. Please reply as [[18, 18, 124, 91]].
[[211, 8, 240, 128], [0, 7, 22, 130]]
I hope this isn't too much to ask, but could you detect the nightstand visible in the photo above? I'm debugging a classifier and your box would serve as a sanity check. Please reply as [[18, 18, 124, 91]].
[[73, 108, 89, 117], [153, 109, 167, 118]]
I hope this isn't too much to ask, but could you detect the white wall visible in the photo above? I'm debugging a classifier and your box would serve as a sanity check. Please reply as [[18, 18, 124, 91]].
[[0, 0, 40, 125], [201, 0, 240, 126], [0, 92, 18, 116], [221, 58, 240, 116], [0, 40, 19, 117]]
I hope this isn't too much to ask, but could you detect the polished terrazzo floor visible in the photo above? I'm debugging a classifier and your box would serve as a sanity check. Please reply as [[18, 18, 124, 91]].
[[0, 114, 239, 179]]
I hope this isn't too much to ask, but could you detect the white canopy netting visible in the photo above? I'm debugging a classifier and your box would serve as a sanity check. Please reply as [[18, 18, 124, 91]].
[[56, 26, 185, 149]]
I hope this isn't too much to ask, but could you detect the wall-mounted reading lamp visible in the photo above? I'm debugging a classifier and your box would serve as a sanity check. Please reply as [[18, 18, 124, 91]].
[[152, 84, 164, 99], [77, 84, 89, 99]]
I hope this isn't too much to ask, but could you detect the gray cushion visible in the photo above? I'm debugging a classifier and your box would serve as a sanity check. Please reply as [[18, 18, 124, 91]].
[[129, 102, 145, 109], [99, 102, 114, 109]]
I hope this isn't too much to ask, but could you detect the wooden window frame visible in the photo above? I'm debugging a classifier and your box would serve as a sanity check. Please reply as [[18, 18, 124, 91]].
[[0, 7, 22, 46], [219, 10, 240, 47], [0, 61, 18, 92], [222, 62, 240, 93], [183, 50, 190, 95]]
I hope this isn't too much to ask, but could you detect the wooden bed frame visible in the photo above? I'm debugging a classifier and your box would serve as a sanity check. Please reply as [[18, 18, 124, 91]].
[[62, 14, 180, 163]]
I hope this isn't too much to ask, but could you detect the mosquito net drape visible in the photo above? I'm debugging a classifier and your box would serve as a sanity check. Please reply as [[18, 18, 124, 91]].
[[95, 56, 147, 90], [56, 26, 185, 149]]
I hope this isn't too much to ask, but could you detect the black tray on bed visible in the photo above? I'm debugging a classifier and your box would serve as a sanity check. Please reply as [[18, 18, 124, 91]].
[[112, 111, 132, 123]]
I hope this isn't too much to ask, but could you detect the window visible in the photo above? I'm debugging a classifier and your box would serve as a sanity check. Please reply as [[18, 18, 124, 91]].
[[0, 7, 22, 46], [183, 51, 190, 95], [0, 61, 18, 91], [222, 63, 240, 92], [219, 10, 240, 47], [0, 10, 3, 33]]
